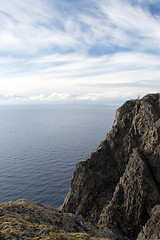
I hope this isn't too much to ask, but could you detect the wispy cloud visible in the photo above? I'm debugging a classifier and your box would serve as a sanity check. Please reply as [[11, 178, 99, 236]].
[[77, 0, 160, 51], [1, 0, 160, 54], [0, 0, 159, 103], [0, 0, 78, 54]]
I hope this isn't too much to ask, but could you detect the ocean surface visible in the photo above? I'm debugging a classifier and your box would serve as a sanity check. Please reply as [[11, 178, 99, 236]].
[[0, 104, 118, 208]]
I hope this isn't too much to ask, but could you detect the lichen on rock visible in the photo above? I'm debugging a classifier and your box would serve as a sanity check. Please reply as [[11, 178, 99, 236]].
[[0, 199, 116, 240]]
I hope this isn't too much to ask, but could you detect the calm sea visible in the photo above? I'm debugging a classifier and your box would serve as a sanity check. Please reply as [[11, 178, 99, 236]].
[[0, 104, 117, 208]]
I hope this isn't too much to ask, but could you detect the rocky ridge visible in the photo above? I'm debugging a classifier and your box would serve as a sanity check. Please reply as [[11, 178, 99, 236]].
[[61, 93, 160, 240]]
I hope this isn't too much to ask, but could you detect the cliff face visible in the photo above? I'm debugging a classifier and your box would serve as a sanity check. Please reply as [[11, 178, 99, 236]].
[[61, 93, 160, 239], [137, 204, 160, 240]]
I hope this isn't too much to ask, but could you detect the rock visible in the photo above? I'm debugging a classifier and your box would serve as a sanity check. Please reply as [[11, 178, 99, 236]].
[[61, 93, 160, 239], [99, 149, 160, 239], [137, 205, 160, 240], [0, 199, 116, 239], [0, 209, 5, 217]]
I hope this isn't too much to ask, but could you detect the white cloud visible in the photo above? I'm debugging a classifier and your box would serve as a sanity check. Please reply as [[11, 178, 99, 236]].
[[0, 0, 78, 54], [0, 86, 158, 105], [0, 50, 160, 101], [76, 0, 160, 50], [1, 0, 160, 54], [29, 93, 70, 101], [0, 0, 160, 103]]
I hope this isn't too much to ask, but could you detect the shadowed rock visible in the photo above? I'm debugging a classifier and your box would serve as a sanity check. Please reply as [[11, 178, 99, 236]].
[[137, 204, 160, 240], [61, 93, 160, 239]]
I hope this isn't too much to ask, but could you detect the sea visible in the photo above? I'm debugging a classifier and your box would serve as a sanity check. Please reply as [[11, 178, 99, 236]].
[[0, 104, 118, 208]]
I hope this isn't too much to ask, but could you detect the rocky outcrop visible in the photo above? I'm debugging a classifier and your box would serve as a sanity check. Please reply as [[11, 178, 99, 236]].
[[61, 93, 160, 239], [0, 199, 116, 239], [99, 149, 160, 239], [137, 204, 160, 240]]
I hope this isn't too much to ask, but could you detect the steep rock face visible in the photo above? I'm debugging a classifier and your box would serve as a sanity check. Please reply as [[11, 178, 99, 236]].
[[61, 93, 160, 239], [99, 149, 160, 239], [137, 204, 160, 240]]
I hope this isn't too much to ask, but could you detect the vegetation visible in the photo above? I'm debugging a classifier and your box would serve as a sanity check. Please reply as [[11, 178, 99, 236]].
[[0, 199, 115, 240]]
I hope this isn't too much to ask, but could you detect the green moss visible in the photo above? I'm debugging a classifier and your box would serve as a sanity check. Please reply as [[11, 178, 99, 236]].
[[1, 227, 23, 239], [49, 233, 90, 240], [23, 215, 31, 221], [0, 200, 115, 240], [49, 233, 62, 239]]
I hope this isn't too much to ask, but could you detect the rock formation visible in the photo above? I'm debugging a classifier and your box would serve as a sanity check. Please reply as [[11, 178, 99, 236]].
[[0, 93, 159, 240], [137, 204, 160, 240], [61, 93, 160, 240], [0, 199, 116, 239]]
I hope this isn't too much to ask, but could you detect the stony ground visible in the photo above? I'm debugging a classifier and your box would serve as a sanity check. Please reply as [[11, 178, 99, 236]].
[[0, 199, 116, 240]]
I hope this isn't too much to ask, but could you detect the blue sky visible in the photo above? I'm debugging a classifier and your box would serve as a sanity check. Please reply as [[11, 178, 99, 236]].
[[0, 0, 160, 104]]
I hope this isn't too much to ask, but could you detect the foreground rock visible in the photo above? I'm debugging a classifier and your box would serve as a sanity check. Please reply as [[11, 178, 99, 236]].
[[0, 199, 116, 240], [137, 205, 160, 240], [61, 93, 160, 240]]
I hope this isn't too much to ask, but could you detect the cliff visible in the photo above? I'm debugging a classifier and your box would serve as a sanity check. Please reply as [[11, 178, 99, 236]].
[[0, 94, 159, 240], [61, 93, 160, 240]]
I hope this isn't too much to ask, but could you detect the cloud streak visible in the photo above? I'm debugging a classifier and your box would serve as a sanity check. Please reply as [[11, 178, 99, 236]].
[[1, 0, 160, 54], [0, 0, 159, 103]]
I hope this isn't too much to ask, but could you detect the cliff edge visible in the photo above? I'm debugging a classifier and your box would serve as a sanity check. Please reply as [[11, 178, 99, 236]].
[[61, 93, 160, 240], [0, 199, 116, 240]]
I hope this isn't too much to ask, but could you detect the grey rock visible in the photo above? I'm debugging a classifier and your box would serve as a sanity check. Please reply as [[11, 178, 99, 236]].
[[61, 93, 160, 240], [137, 204, 160, 240], [0, 209, 5, 217], [99, 149, 160, 239]]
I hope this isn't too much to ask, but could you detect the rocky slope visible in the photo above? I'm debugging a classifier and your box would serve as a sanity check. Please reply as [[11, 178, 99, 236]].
[[0, 199, 116, 240], [61, 93, 160, 240]]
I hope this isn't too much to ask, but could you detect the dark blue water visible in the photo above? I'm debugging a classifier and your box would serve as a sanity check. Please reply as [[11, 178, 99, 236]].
[[0, 104, 117, 207]]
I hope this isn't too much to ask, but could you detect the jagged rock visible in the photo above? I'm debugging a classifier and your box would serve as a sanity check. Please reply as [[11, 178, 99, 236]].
[[61, 93, 160, 239], [99, 149, 160, 239], [137, 204, 160, 240]]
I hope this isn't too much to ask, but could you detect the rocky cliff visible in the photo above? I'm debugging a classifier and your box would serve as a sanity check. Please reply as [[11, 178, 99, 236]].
[[61, 93, 160, 240]]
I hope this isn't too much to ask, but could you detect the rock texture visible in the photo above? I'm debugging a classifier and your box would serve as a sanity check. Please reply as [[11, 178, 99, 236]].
[[61, 93, 160, 240], [137, 205, 160, 240], [0, 199, 116, 240]]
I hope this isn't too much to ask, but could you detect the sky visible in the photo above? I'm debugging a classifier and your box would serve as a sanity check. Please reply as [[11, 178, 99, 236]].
[[0, 0, 160, 104]]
